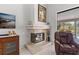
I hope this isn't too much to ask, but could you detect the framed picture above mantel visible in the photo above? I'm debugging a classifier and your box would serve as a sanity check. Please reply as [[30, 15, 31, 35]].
[[38, 4, 46, 22]]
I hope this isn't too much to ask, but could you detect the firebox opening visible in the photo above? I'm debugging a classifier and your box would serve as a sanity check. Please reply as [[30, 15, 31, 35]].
[[31, 33, 45, 43]]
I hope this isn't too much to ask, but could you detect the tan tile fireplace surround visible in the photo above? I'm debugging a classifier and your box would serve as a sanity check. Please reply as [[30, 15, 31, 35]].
[[26, 22, 50, 43]]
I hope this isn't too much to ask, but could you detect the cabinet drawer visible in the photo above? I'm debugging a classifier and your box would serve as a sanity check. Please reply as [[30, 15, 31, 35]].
[[1, 37, 18, 42]]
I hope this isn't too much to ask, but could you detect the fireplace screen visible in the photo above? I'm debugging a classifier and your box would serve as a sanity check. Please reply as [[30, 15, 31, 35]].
[[31, 33, 44, 43]]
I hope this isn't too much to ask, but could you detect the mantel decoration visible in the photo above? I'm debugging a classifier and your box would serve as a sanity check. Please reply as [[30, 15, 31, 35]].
[[38, 4, 46, 22]]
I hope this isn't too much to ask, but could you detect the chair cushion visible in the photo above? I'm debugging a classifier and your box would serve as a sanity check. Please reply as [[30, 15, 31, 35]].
[[63, 44, 71, 49], [60, 44, 77, 52], [59, 32, 67, 44], [60, 37, 67, 44], [71, 45, 75, 48], [67, 32, 73, 44]]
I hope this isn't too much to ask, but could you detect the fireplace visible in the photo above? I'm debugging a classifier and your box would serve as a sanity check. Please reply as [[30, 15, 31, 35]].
[[31, 33, 45, 43]]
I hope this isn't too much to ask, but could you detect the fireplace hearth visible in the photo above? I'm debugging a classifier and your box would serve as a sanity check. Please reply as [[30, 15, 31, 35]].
[[31, 33, 44, 43]]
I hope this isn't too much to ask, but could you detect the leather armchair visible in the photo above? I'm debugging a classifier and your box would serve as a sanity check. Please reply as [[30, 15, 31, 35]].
[[54, 32, 78, 55]]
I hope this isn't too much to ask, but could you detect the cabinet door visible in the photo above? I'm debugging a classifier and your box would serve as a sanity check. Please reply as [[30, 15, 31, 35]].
[[0, 49, 2, 54], [3, 42, 17, 54], [0, 43, 2, 54], [0, 43, 2, 49]]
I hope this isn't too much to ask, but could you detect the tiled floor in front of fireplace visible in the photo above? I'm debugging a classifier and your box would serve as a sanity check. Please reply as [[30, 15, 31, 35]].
[[20, 42, 56, 55]]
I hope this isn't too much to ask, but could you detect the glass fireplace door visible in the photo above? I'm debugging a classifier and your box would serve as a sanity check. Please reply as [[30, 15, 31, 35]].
[[31, 33, 44, 43]]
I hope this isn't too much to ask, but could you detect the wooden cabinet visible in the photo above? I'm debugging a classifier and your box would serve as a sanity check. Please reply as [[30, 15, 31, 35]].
[[0, 35, 19, 55]]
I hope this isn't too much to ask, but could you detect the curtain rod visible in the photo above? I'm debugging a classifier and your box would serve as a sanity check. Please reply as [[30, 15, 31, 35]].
[[57, 6, 79, 14]]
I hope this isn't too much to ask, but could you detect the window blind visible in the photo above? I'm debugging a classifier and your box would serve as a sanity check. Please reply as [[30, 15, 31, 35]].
[[57, 7, 79, 21]]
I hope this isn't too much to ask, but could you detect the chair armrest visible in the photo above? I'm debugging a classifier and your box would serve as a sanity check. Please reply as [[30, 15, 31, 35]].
[[71, 38, 79, 48], [55, 40, 63, 47]]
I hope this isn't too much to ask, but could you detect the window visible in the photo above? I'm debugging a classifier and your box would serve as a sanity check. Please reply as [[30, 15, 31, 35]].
[[76, 21, 79, 38], [57, 20, 76, 37]]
